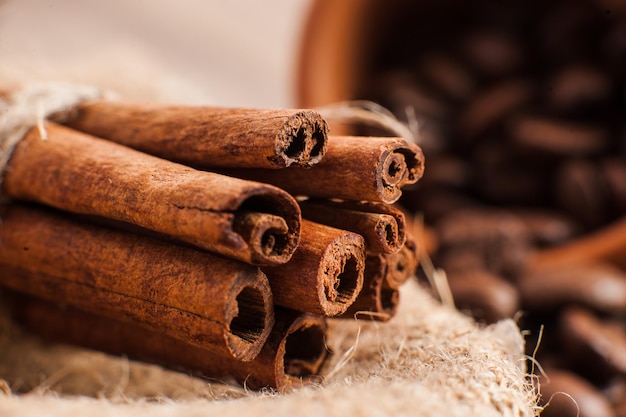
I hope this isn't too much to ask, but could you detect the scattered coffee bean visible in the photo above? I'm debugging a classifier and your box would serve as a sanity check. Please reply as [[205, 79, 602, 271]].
[[445, 269, 520, 324], [518, 262, 626, 313], [560, 307, 626, 382], [357, 0, 626, 410], [537, 368, 616, 417], [510, 115, 610, 156]]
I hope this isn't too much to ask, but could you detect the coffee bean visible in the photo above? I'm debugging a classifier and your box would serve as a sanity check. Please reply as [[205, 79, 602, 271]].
[[415, 53, 475, 102], [510, 115, 610, 156], [436, 208, 532, 277], [458, 79, 533, 138], [460, 29, 524, 77], [537, 368, 616, 417], [446, 269, 520, 323], [604, 376, 626, 417], [559, 307, 626, 381], [512, 209, 581, 246], [555, 159, 611, 229], [601, 158, 626, 215], [545, 65, 611, 112], [518, 262, 626, 313]]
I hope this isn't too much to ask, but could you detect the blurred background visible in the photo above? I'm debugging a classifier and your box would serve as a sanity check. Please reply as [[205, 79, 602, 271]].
[[0, 0, 312, 106]]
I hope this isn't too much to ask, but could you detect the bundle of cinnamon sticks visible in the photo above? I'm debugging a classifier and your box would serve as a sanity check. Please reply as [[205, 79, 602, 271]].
[[0, 93, 425, 391]]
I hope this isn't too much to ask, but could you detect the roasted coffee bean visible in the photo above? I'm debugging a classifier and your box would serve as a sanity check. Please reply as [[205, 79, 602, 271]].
[[559, 307, 626, 381], [537, 368, 616, 417], [605, 376, 626, 417], [458, 78, 533, 138], [512, 209, 581, 247], [518, 262, 626, 313], [415, 53, 475, 102], [555, 159, 611, 229], [601, 158, 626, 215], [446, 269, 520, 323], [545, 65, 611, 112], [437, 246, 487, 274], [436, 208, 532, 277], [510, 115, 609, 156], [460, 29, 524, 77]]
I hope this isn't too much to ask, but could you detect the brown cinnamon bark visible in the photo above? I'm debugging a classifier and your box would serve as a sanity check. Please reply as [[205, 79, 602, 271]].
[[383, 234, 419, 289], [339, 255, 399, 321], [299, 199, 406, 254], [0, 204, 274, 361], [1, 122, 301, 265], [263, 220, 366, 316], [14, 298, 329, 391], [222, 136, 425, 204], [64, 101, 329, 169]]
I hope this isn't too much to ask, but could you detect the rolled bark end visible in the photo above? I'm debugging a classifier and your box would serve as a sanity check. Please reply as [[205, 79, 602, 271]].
[[277, 110, 328, 167], [374, 214, 402, 254], [384, 237, 419, 289], [378, 142, 425, 204], [381, 152, 408, 187], [340, 255, 399, 322], [278, 313, 329, 389], [318, 235, 365, 316], [233, 193, 301, 265], [234, 212, 289, 258], [225, 279, 274, 361]]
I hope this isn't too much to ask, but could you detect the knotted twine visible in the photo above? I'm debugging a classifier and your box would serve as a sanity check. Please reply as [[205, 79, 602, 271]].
[[0, 82, 105, 197]]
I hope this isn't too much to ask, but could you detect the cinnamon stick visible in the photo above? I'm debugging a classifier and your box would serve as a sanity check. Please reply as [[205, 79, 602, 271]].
[[262, 220, 366, 316], [0, 203, 274, 361], [339, 255, 399, 321], [15, 297, 329, 391], [299, 199, 406, 254], [1, 122, 301, 265], [221, 136, 425, 204], [383, 234, 419, 289], [64, 101, 329, 169]]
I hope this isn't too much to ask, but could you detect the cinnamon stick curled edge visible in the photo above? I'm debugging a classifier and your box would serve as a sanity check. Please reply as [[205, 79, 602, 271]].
[[263, 220, 366, 316], [0, 204, 274, 361], [14, 297, 329, 391], [299, 199, 407, 254], [384, 234, 419, 290], [1, 122, 301, 265], [340, 254, 399, 322], [64, 101, 329, 169], [222, 136, 425, 204]]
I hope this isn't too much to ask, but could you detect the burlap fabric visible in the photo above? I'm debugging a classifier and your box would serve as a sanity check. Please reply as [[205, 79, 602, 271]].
[[0, 279, 537, 416]]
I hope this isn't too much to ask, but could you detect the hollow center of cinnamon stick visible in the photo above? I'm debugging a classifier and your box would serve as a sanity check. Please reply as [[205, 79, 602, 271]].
[[229, 286, 267, 344], [324, 257, 360, 303], [383, 222, 398, 248], [233, 195, 297, 264], [309, 128, 326, 160], [383, 153, 407, 187], [283, 324, 327, 377], [278, 110, 328, 166], [284, 127, 308, 159]]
